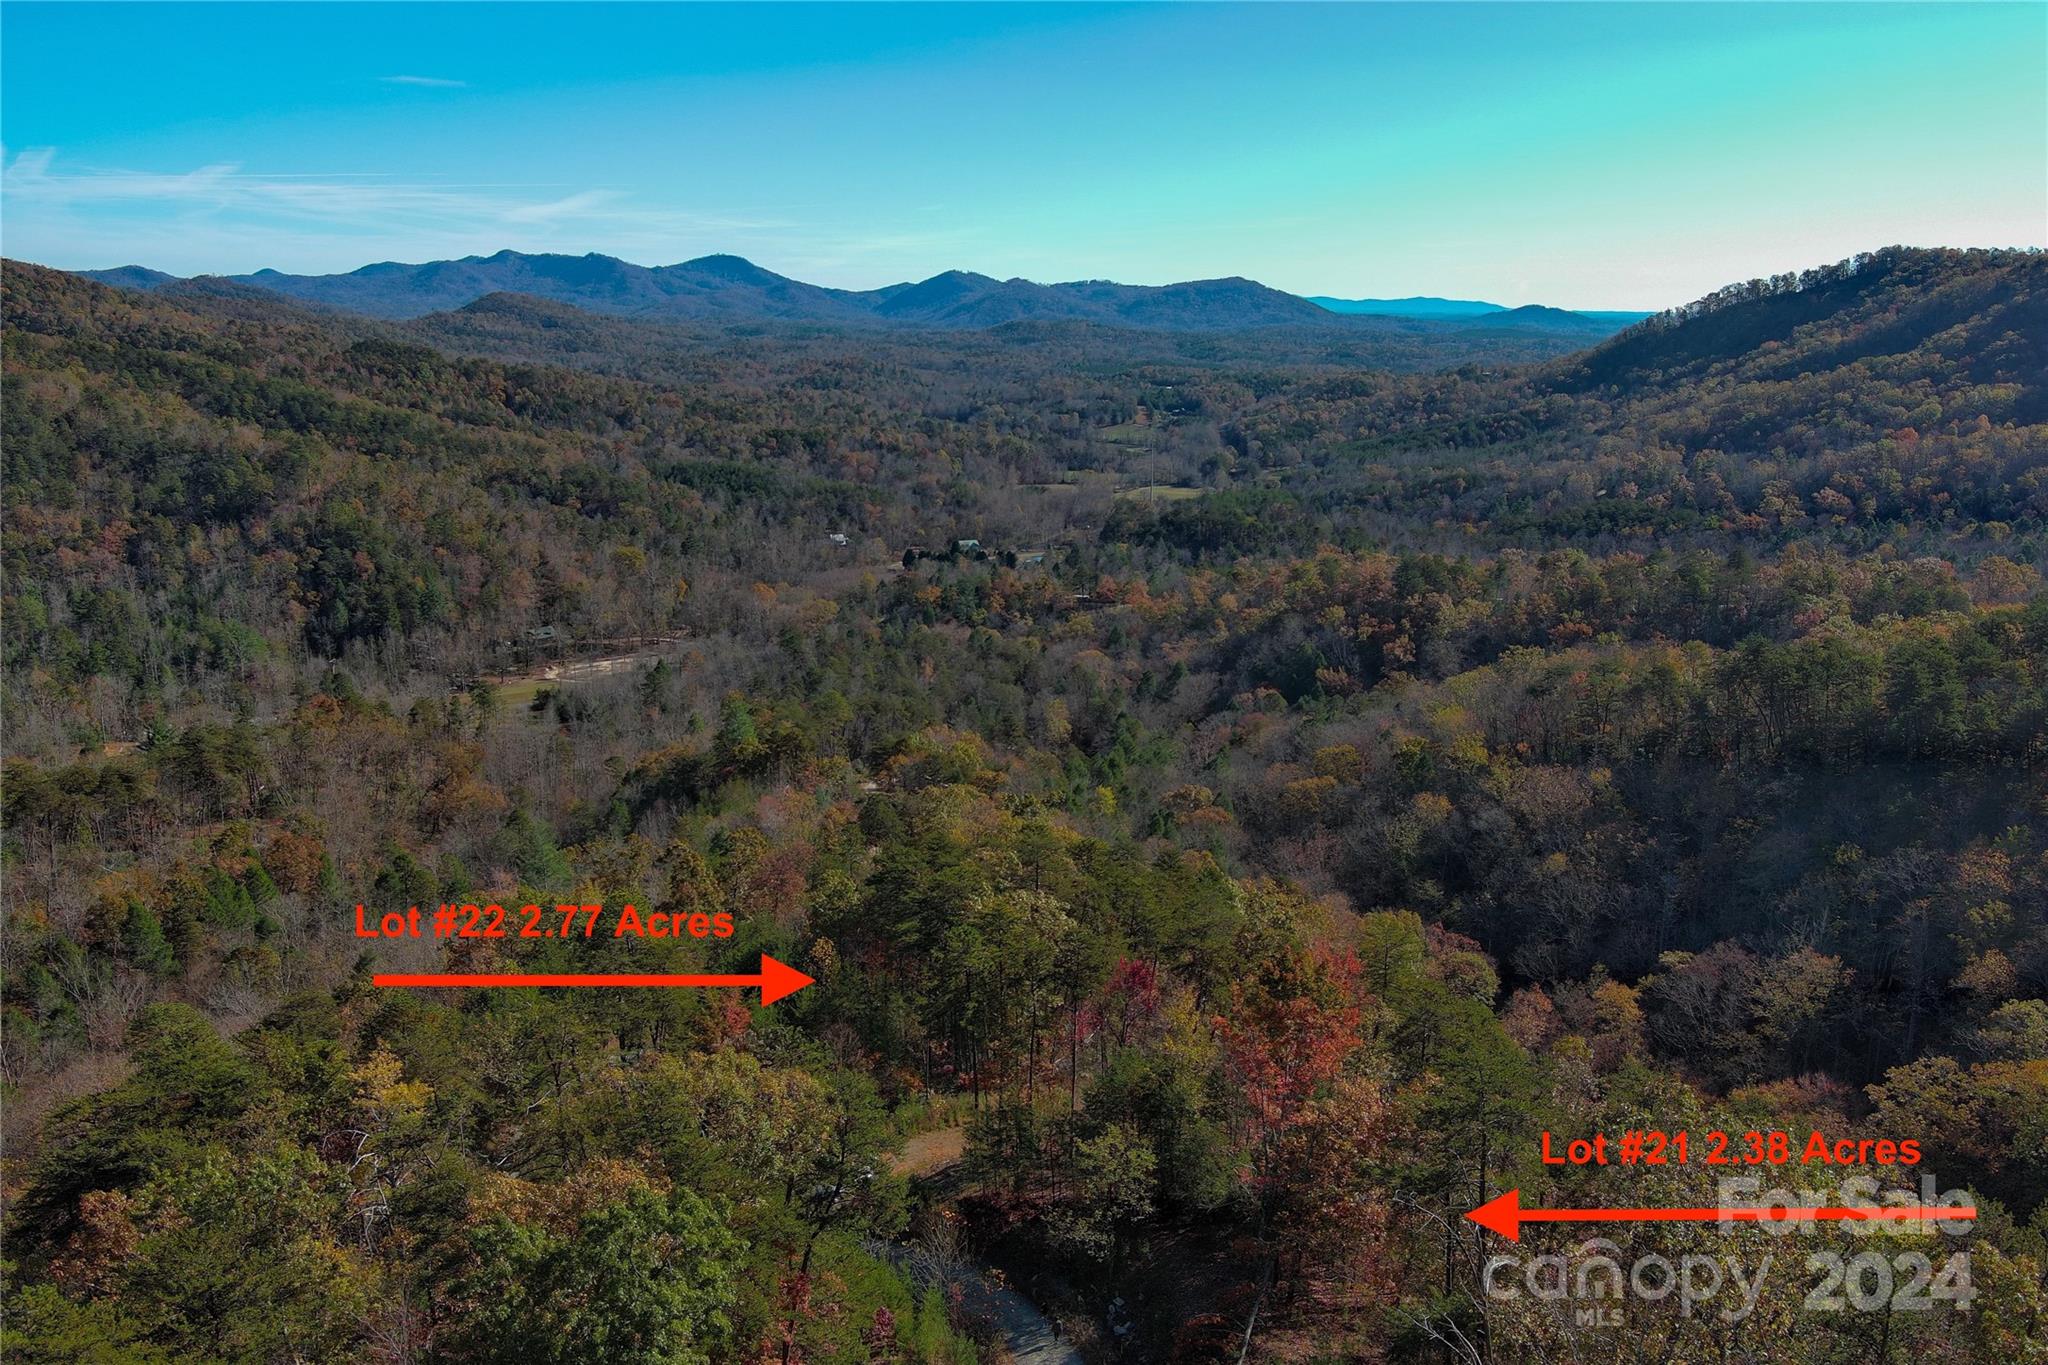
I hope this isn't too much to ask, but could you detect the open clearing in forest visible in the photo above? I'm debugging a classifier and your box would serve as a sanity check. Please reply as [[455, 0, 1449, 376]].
[[890, 1124, 968, 1178], [1114, 484, 1203, 502], [481, 649, 676, 707]]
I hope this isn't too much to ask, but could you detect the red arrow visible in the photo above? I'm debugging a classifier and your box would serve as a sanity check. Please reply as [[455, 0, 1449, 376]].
[[374, 953, 815, 1005], [1468, 1188, 1976, 1242]]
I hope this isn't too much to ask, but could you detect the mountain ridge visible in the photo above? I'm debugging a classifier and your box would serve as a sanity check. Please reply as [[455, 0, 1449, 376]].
[[74, 250, 1632, 335], [1308, 293, 1507, 318], [1557, 244, 2045, 397]]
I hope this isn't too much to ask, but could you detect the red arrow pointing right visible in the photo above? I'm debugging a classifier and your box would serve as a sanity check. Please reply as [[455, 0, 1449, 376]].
[[1468, 1188, 1976, 1242], [375, 952, 816, 1005]]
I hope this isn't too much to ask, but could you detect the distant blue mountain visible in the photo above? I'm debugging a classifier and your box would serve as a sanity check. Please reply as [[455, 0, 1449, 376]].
[[1309, 294, 1652, 327], [75, 265, 180, 292], [1472, 304, 1618, 333], [75, 251, 1648, 336], [1308, 294, 1507, 318], [81, 251, 1332, 331]]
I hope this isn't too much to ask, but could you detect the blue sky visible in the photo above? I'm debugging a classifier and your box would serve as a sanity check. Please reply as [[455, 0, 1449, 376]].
[[3, 2, 2042, 309]]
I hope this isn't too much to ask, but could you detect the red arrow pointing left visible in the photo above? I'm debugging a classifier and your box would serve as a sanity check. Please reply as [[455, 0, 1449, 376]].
[[1468, 1188, 1976, 1242], [374, 952, 815, 1005]]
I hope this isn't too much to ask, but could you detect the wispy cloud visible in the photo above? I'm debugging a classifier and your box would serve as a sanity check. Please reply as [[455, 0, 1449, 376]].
[[1, 150, 773, 234], [8, 147, 54, 179], [0, 149, 809, 275], [502, 190, 622, 225], [380, 75, 466, 89]]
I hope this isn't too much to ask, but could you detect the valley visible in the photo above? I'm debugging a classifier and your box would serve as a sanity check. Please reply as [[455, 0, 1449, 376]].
[[2, 244, 2043, 1363]]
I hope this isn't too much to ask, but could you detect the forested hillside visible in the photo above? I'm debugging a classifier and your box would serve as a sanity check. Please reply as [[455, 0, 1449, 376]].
[[3, 248, 2045, 1363]]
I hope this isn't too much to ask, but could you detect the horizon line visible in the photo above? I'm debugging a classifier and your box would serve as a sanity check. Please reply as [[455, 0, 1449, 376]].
[[57, 241, 2039, 318]]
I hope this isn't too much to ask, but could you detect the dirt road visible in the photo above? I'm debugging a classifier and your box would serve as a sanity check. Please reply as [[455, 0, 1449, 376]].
[[887, 1126, 1081, 1364], [890, 1125, 967, 1178]]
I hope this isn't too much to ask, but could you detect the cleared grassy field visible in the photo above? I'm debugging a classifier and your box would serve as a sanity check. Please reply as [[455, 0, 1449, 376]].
[[1115, 484, 1204, 502], [488, 678, 553, 709], [1096, 421, 1162, 444]]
